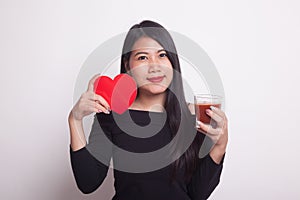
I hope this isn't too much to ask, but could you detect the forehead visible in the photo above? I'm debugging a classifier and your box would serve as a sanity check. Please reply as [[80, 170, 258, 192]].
[[131, 37, 163, 52]]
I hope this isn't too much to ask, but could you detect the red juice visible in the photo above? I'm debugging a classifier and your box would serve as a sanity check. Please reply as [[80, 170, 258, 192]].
[[195, 103, 221, 124]]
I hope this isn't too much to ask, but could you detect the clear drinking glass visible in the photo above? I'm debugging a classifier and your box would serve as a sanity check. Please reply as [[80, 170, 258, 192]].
[[194, 94, 223, 128]]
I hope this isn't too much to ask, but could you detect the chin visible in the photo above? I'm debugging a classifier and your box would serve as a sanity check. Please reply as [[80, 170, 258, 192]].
[[141, 85, 168, 95]]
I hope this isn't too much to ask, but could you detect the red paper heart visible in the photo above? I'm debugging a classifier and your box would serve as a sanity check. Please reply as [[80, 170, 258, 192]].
[[94, 74, 137, 114]]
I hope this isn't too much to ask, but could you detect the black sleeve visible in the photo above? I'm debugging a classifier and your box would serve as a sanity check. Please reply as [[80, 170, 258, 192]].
[[187, 153, 225, 200], [70, 113, 113, 194]]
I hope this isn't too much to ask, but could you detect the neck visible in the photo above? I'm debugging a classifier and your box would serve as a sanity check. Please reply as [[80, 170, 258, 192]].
[[130, 91, 167, 112]]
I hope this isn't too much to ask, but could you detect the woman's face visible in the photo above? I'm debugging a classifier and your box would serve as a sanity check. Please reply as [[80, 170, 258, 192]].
[[127, 37, 173, 96]]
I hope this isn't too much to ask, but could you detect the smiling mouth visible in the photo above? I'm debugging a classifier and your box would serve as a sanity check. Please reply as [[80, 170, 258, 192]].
[[147, 76, 165, 83]]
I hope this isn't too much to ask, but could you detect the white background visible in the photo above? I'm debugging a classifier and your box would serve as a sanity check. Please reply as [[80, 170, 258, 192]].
[[1, 0, 300, 199]]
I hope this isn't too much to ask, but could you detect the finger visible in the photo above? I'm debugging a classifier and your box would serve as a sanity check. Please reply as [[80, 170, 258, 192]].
[[198, 121, 223, 142], [89, 105, 105, 114], [197, 121, 220, 136], [206, 109, 222, 123], [209, 106, 228, 128], [94, 94, 110, 110], [195, 122, 208, 136], [205, 109, 224, 127], [87, 74, 101, 92], [88, 101, 110, 114], [85, 91, 110, 110], [92, 101, 106, 112], [210, 106, 226, 118], [90, 104, 102, 113]]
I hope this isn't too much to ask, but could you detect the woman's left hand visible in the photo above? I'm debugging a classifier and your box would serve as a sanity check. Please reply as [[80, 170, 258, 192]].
[[197, 106, 228, 163]]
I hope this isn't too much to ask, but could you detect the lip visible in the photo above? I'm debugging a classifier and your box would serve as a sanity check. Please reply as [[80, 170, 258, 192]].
[[147, 76, 165, 83]]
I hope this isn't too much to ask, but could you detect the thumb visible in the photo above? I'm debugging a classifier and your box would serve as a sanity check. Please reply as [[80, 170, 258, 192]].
[[87, 74, 100, 92]]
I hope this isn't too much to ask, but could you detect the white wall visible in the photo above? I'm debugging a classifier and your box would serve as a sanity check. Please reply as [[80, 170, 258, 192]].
[[1, 0, 300, 199]]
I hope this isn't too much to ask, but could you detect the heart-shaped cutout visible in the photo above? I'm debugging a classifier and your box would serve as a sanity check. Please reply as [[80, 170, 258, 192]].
[[94, 74, 137, 114]]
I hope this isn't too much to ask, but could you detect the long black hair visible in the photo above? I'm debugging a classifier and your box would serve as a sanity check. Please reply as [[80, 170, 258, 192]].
[[120, 20, 204, 184]]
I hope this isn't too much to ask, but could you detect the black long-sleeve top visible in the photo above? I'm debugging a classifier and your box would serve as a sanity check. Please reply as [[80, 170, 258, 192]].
[[70, 109, 224, 200]]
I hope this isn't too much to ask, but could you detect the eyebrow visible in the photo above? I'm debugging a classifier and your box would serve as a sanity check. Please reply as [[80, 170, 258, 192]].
[[134, 49, 166, 57]]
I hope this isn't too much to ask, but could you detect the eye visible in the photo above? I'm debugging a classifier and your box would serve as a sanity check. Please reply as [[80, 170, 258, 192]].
[[138, 55, 147, 60], [159, 53, 167, 58]]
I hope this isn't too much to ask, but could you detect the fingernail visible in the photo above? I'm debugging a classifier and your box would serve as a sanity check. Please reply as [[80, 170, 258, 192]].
[[104, 110, 110, 114], [210, 106, 215, 110], [196, 120, 203, 127], [98, 110, 103, 113]]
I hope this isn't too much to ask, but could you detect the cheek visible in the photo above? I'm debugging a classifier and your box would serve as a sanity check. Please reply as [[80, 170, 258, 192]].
[[128, 59, 145, 72], [128, 59, 140, 74], [130, 67, 147, 85], [166, 67, 173, 80], [165, 69, 173, 87]]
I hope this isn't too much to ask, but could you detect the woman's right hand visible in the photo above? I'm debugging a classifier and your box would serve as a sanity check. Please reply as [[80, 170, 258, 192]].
[[70, 74, 111, 121]]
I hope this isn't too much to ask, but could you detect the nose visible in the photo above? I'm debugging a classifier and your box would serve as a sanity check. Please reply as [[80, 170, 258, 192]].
[[148, 63, 161, 73], [148, 56, 161, 73]]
